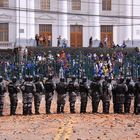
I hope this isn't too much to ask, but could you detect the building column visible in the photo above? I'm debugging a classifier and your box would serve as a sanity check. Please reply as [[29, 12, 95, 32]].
[[89, 0, 100, 47], [16, 0, 35, 47], [58, 0, 68, 40], [118, 0, 132, 45]]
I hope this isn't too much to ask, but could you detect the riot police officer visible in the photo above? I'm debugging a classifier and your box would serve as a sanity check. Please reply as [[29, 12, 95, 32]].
[[101, 77, 112, 114], [0, 76, 6, 116], [124, 77, 134, 113], [34, 75, 44, 115], [90, 76, 102, 113], [21, 75, 36, 115], [115, 77, 128, 114], [79, 76, 89, 113], [112, 79, 118, 113], [67, 75, 78, 113], [8, 76, 20, 115], [44, 74, 55, 114], [134, 77, 140, 115], [56, 78, 67, 113]]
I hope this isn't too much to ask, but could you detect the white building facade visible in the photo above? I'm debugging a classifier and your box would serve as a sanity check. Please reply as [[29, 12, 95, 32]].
[[0, 0, 140, 48]]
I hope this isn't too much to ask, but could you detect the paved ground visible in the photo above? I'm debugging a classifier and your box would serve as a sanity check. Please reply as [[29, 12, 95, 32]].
[[0, 94, 140, 140]]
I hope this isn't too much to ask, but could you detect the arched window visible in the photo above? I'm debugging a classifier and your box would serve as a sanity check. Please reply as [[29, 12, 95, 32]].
[[72, 0, 81, 10], [40, 0, 50, 10], [102, 0, 111, 11]]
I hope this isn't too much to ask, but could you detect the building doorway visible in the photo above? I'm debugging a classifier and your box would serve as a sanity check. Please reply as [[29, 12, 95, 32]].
[[39, 24, 52, 47], [101, 25, 113, 48], [70, 25, 83, 48]]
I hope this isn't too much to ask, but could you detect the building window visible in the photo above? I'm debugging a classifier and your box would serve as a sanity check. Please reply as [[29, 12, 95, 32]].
[[72, 0, 81, 10], [40, 0, 50, 10], [0, 0, 8, 7], [102, 0, 111, 11], [0, 23, 9, 42]]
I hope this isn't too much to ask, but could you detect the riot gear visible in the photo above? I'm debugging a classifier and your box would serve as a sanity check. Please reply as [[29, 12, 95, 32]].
[[115, 80, 128, 114], [124, 78, 134, 113], [56, 80, 67, 113], [21, 79, 36, 115], [79, 80, 89, 113], [102, 78, 112, 114], [0, 79, 6, 116], [8, 79, 19, 115], [44, 78, 55, 114], [67, 77, 78, 113], [134, 79, 140, 115], [34, 76, 44, 115], [90, 78, 102, 113]]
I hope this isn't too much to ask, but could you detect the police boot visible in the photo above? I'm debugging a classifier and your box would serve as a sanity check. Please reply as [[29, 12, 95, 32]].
[[80, 104, 84, 113], [46, 106, 51, 114], [28, 107, 32, 115], [124, 104, 130, 113], [61, 106, 64, 113], [57, 105, 61, 114], [135, 107, 140, 115], [103, 102, 109, 114], [83, 102, 87, 113], [118, 104, 123, 114], [113, 104, 117, 113], [70, 103, 75, 114], [10, 106, 13, 115], [23, 108, 27, 115], [35, 104, 40, 115], [92, 102, 98, 113], [12, 107, 17, 115], [35, 108, 40, 115], [0, 110, 3, 116]]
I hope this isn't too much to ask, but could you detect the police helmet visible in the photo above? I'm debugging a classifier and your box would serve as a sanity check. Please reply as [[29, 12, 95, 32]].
[[34, 75, 40, 81], [0, 76, 3, 82], [126, 77, 131, 83], [105, 76, 108, 81], [12, 76, 17, 83], [119, 77, 124, 83], [24, 75, 29, 81], [29, 75, 33, 81], [48, 74, 53, 80], [82, 76, 87, 82], [71, 75, 76, 81], [107, 77, 112, 83], [93, 75, 98, 82], [60, 77, 65, 82]]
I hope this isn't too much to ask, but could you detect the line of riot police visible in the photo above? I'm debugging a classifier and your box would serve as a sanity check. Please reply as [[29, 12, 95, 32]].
[[0, 74, 140, 116]]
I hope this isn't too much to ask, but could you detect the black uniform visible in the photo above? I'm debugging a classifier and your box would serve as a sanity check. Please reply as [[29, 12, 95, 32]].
[[90, 76, 102, 113], [8, 77, 19, 115], [21, 76, 36, 115], [102, 78, 112, 114], [67, 76, 78, 113], [34, 75, 44, 114], [124, 78, 134, 113], [79, 77, 89, 113], [56, 78, 67, 113], [44, 75, 55, 114], [134, 79, 140, 115], [112, 84, 117, 113], [115, 78, 128, 114], [0, 76, 6, 116]]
